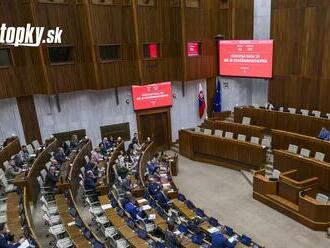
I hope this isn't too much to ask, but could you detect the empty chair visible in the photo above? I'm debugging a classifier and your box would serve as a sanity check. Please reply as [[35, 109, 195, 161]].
[[288, 144, 298, 154], [45, 161, 52, 171], [237, 134, 246, 142], [316, 193, 329, 204], [312, 110, 321, 118], [269, 169, 281, 181], [203, 128, 212, 135], [301, 109, 309, 116], [0, 169, 16, 192], [261, 138, 271, 148], [214, 129, 223, 137], [314, 152, 325, 162], [84, 155, 90, 164], [194, 127, 202, 133], [327, 113, 330, 119], [288, 107, 296, 114], [224, 132, 233, 139], [279, 107, 284, 112], [32, 140, 41, 150], [253, 104, 259, 109], [300, 148, 311, 157], [250, 136, 260, 145], [242, 116, 251, 125]]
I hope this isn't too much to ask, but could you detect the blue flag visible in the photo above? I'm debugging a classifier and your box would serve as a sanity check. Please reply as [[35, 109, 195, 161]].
[[213, 78, 222, 112]]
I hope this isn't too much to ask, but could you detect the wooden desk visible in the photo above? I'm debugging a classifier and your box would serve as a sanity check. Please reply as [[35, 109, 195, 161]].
[[272, 129, 330, 162], [0, 137, 20, 170], [273, 149, 330, 191], [128, 236, 149, 248], [6, 193, 23, 241], [179, 129, 266, 171], [234, 106, 330, 137], [172, 199, 196, 220]]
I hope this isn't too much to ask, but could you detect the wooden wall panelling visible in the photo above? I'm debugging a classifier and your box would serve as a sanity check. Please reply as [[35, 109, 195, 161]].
[[270, 0, 330, 113], [16, 95, 42, 144]]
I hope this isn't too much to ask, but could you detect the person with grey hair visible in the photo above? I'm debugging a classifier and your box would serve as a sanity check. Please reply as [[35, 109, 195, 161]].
[[45, 166, 59, 192]]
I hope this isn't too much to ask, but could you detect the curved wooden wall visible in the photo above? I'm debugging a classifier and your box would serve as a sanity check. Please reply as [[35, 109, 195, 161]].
[[0, 137, 20, 169]]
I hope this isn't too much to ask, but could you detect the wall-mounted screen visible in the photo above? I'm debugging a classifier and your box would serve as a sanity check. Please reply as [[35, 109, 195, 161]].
[[219, 40, 273, 78], [132, 82, 172, 111]]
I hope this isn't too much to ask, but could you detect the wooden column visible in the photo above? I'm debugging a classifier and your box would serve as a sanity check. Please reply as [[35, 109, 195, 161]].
[[16, 96, 42, 144]]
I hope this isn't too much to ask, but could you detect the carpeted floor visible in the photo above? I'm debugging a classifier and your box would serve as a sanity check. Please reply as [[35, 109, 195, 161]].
[[173, 154, 329, 248]]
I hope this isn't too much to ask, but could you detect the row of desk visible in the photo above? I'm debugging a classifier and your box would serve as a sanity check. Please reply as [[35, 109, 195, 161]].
[[272, 129, 330, 162], [179, 129, 266, 171], [202, 120, 266, 141], [234, 106, 330, 137]]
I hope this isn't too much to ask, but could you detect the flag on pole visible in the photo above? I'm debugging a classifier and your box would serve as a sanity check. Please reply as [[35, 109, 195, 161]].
[[213, 78, 222, 112], [198, 83, 206, 119]]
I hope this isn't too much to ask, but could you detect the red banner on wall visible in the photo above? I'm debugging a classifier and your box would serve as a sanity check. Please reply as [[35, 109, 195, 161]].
[[132, 82, 172, 111], [187, 42, 200, 57], [219, 40, 273, 78]]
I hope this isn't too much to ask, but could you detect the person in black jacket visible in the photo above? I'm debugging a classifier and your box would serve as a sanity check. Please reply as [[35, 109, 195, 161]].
[[45, 166, 59, 191], [0, 223, 24, 248]]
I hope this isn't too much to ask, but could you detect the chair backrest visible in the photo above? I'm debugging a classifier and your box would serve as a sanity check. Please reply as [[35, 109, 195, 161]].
[[40, 169, 47, 181], [261, 138, 271, 148], [253, 104, 259, 109], [37, 176, 44, 187], [65, 140, 71, 148], [316, 193, 329, 204], [45, 161, 52, 171], [80, 167, 85, 175], [272, 169, 281, 179], [300, 148, 311, 157], [26, 144, 34, 155], [301, 109, 309, 116], [32, 140, 40, 150], [250, 136, 260, 145], [312, 110, 321, 118], [241, 235, 252, 246], [2, 161, 9, 170], [279, 107, 284, 112], [242, 117, 251, 125], [194, 127, 201, 133], [214, 129, 223, 137], [288, 144, 298, 154], [0, 173, 8, 188], [224, 132, 233, 139], [288, 107, 296, 114], [237, 134, 246, 142], [0, 168, 5, 178], [314, 152, 325, 162], [326, 113, 330, 119], [203, 128, 212, 135]]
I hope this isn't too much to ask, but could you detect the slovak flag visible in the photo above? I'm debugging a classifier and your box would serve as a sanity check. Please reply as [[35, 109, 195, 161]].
[[198, 83, 206, 119]]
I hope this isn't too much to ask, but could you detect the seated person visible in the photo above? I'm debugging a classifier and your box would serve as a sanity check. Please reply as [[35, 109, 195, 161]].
[[118, 175, 132, 191], [84, 170, 98, 191], [16, 145, 30, 165], [54, 147, 67, 164], [318, 127, 330, 141], [211, 232, 227, 248], [121, 192, 136, 206], [70, 134, 80, 150], [116, 162, 129, 179], [0, 223, 24, 248], [5, 160, 20, 180], [147, 162, 159, 176], [102, 137, 112, 151], [116, 136, 122, 146], [147, 178, 162, 196], [165, 219, 182, 248], [50, 157, 60, 170], [98, 143, 108, 157], [155, 190, 170, 209], [91, 148, 104, 163], [45, 166, 59, 191], [132, 132, 139, 145], [84, 159, 99, 177]]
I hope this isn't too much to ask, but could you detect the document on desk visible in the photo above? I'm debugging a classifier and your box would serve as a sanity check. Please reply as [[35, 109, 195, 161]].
[[18, 240, 30, 248], [101, 204, 112, 210], [140, 205, 151, 211], [148, 214, 156, 220], [67, 221, 76, 226], [207, 227, 220, 233], [137, 198, 148, 204]]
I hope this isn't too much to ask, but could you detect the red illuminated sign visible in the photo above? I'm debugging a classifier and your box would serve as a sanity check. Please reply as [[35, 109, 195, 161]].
[[219, 40, 273, 78], [187, 42, 200, 57], [132, 82, 172, 111], [149, 44, 158, 58]]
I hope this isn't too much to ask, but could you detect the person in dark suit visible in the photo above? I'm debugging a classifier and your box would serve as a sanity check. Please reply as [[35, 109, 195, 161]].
[[84, 170, 97, 190], [45, 166, 59, 190], [102, 137, 112, 151], [0, 223, 23, 248], [54, 147, 67, 164], [70, 134, 80, 150], [132, 133, 139, 145], [164, 218, 182, 248], [318, 127, 330, 141]]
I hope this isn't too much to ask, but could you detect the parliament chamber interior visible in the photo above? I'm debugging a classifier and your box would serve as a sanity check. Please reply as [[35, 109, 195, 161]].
[[0, 0, 330, 247]]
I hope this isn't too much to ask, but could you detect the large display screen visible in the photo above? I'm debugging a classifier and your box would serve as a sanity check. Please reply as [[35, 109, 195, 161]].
[[132, 82, 172, 111], [219, 40, 273, 78]]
